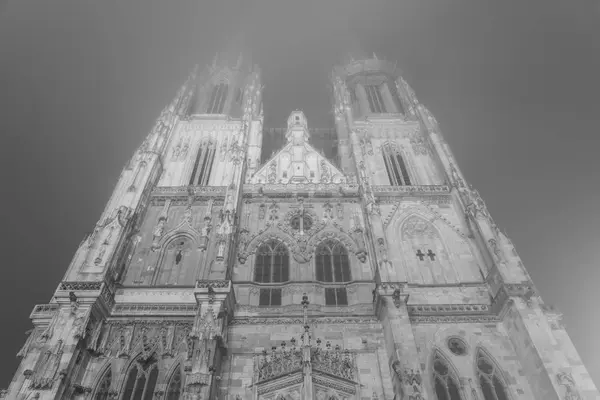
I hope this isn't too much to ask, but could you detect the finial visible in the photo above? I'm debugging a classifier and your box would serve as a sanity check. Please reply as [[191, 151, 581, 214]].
[[301, 293, 309, 307]]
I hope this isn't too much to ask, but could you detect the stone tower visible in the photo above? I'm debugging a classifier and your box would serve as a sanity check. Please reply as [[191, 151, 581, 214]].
[[2, 54, 598, 400]]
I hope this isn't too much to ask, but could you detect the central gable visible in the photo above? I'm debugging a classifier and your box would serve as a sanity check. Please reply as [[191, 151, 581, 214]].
[[251, 111, 346, 185]]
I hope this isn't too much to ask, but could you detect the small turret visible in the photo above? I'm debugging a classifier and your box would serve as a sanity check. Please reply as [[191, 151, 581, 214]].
[[285, 110, 310, 145]]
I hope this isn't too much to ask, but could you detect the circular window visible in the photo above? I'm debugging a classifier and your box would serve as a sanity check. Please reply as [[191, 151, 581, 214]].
[[447, 337, 467, 356], [291, 215, 312, 231]]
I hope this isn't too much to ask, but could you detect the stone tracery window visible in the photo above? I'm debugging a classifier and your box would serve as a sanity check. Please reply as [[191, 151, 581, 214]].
[[254, 240, 289, 306], [476, 349, 509, 400], [121, 357, 159, 400], [365, 84, 387, 113], [166, 364, 183, 400], [316, 240, 350, 306], [189, 141, 216, 186], [382, 143, 411, 186], [93, 368, 112, 400], [206, 82, 228, 114], [432, 351, 462, 400]]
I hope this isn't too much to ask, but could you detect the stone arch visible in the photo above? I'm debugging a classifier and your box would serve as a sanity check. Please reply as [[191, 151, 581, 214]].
[[245, 230, 295, 255], [307, 229, 358, 255], [90, 361, 113, 399], [473, 347, 512, 400], [394, 212, 460, 284], [157, 228, 199, 250], [152, 233, 199, 285], [116, 352, 160, 399], [244, 232, 293, 280], [428, 347, 465, 400], [163, 358, 185, 399], [243, 230, 297, 263]]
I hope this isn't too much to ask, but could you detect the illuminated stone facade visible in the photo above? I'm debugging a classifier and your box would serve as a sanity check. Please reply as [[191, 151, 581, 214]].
[[2, 53, 598, 400]]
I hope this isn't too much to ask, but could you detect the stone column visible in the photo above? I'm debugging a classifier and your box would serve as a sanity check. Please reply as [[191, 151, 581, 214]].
[[376, 286, 427, 400], [185, 280, 235, 400], [5, 281, 112, 400]]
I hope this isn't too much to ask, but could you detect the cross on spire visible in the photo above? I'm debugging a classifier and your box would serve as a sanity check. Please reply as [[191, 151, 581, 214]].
[[416, 250, 425, 261]]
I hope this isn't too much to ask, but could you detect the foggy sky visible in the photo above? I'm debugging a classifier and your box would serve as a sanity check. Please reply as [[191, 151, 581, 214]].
[[1, 0, 599, 387]]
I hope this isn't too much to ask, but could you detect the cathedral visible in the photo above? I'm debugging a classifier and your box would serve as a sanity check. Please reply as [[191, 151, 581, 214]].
[[2, 52, 598, 400]]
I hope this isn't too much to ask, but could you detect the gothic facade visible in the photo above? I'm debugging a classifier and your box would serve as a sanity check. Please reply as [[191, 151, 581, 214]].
[[2, 53, 598, 400]]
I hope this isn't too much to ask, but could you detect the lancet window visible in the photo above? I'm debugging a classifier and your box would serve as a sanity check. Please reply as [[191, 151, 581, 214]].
[[254, 240, 289, 306], [432, 351, 462, 400], [206, 82, 228, 114], [154, 238, 194, 286], [365, 84, 387, 113], [121, 357, 159, 400], [476, 349, 509, 400], [382, 143, 411, 186], [189, 141, 216, 186], [93, 368, 112, 400], [166, 365, 183, 400], [316, 240, 350, 306]]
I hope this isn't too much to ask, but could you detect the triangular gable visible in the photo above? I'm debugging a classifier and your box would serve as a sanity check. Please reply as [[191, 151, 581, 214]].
[[250, 141, 346, 184]]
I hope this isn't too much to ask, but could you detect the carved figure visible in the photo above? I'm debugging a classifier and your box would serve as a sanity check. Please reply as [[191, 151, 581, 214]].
[[323, 202, 334, 221], [557, 372, 582, 400], [488, 239, 504, 263], [268, 202, 279, 225], [151, 217, 166, 249], [268, 161, 277, 183], [320, 159, 331, 183]]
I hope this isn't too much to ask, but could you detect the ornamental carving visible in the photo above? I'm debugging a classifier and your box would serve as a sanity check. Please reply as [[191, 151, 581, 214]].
[[408, 131, 430, 156], [99, 321, 192, 358], [556, 372, 582, 400], [28, 339, 64, 390], [401, 216, 437, 238]]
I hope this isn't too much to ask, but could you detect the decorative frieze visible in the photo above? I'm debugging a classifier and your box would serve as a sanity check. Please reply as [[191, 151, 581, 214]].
[[236, 302, 374, 316], [151, 186, 227, 198], [372, 185, 450, 195], [30, 304, 59, 320], [230, 316, 379, 326], [58, 281, 102, 291], [112, 304, 197, 316], [242, 183, 360, 198], [407, 304, 489, 315], [410, 315, 500, 324]]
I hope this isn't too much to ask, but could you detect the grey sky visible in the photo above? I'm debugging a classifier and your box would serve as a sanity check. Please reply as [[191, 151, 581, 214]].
[[0, 0, 599, 387]]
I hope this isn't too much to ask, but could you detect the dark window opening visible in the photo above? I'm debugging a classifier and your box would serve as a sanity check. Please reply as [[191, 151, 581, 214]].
[[254, 240, 289, 283], [365, 84, 387, 113], [382, 144, 411, 186], [259, 288, 282, 306]]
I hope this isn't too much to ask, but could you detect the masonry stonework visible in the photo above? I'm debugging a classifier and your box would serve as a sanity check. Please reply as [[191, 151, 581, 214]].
[[2, 53, 597, 400]]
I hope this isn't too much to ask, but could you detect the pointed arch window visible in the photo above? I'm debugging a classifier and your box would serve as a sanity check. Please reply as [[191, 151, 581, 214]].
[[476, 349, 509, 400], [154, 238, 194, 286], [121, 357, 159, 400], [365, 84, 387, 113], [93, 368, 112, 400], [189, 141, 216, 186], [382, 143, 411, 186], [166, 365, 183, 400], [433, 351, 462, 400], [316, 240, 351, 306], [254, 240, 289, 306], [206, 83, 228, 114]]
